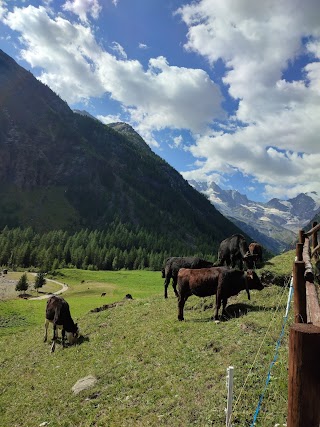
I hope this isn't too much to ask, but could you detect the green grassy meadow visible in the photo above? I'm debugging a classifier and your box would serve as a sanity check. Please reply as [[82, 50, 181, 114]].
[[0, 260, 295, 426]]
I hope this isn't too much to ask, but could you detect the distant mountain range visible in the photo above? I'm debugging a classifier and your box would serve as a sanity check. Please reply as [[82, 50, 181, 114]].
[[189, 180, 320, 253], [0, 49, 247, 256]]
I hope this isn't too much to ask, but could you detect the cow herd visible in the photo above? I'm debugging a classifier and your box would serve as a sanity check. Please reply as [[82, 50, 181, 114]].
[[44, 233, 264, 351], [162, 234, 264, 322]]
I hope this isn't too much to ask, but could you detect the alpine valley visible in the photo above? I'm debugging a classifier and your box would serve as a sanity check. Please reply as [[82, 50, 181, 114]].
[[1, 48, 317, 264], [0, 48, 247, 267]]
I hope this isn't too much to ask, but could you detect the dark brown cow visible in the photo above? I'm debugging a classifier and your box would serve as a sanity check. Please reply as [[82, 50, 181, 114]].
[[249, 242, 263, 264], [177, 267, 264, 321], [162, 256, 214, 298], [44, 295, 79, 352]]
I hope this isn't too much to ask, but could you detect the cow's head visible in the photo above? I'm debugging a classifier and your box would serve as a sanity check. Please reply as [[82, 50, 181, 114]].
[[66, 323, 79, 345], [243, 251, 257, 269], [247, 270, 264, 289]]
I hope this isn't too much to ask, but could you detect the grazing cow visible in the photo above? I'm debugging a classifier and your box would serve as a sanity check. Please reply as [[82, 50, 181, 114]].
[[217, 234, 254, 270], [177, 267, 264, 321], [44, 295, 79, 352], [162, 256, 214, 299], [249, 242, 263, 264]]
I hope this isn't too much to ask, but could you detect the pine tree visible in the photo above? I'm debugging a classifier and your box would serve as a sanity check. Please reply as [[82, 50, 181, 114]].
[[34, 272, 46, 292], [15, 273, 29, 294]]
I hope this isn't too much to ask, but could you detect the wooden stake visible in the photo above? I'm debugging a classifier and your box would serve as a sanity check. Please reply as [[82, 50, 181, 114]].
[[287, 323, 320, 427], [293, 260, 307, 324]]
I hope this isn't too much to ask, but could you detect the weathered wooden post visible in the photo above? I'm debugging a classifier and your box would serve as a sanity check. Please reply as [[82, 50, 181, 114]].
[[287, 323, 320, 427], [293, 237, 307, 324]]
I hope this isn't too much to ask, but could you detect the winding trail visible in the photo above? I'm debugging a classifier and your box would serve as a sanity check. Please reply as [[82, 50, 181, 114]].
[[29, 277, 69, 300]]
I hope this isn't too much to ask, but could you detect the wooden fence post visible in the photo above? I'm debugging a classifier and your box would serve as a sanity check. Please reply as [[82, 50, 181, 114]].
[[287, 323, 320, 427], [293, 243, 307, 323]]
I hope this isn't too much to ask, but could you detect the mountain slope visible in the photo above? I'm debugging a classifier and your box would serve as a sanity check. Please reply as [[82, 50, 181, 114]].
[[0, 49, 246, 254]]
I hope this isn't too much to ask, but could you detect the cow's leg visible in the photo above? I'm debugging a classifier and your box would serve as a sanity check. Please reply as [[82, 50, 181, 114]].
[[62, 328, 66, 348], [44, 319, 49, 342], [172, 276, 179, 298], [215, 294, 222, 320], [164, 275, 171, 299], [178, 295, 188, 321], [221, 298, 228, 318], [51, 324, 57, 353], [52, 324, 57, 341]]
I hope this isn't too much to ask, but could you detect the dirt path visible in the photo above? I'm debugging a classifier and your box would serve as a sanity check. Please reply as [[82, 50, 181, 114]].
[[0, 273, 68, 300], [29, 277, 69, 300]]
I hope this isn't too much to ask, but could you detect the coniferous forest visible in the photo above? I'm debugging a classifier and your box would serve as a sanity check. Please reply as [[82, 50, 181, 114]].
[[0, 221, 217, 272]]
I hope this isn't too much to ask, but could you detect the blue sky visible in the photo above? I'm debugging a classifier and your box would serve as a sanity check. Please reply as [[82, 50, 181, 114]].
[[1, 0, 320, 203]]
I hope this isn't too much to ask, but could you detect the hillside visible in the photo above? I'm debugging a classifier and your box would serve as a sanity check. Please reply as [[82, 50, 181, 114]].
[[0, 49, 246, 254], [0, 267, 292, 426]]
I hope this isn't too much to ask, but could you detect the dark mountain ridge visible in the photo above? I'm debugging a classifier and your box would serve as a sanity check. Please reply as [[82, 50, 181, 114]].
[[0, 49, 246, 254]]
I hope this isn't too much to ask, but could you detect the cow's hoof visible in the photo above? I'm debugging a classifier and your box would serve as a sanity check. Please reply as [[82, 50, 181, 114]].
[[178, 317, 184, 321], [214, 320, 220, 324]]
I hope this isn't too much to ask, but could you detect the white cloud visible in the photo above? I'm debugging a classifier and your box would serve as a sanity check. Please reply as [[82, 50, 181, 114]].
[[3, 0, 320, 200], [176, 0, 320, 199], [0, 0, 7, 20], [3, 6, 105, 103], [170, 135, 183, 149], [98, 113, 122, 124], [62, 0, 101, 22], [2, 4, 224, 142], [110, 41, 127, 60]]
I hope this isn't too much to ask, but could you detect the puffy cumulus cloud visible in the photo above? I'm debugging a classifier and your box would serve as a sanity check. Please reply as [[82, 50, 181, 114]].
[[3, 5, 105, 102], [177, 0, 320, 198], [2, 4, 224, 141], [62, 0, 102, 22]]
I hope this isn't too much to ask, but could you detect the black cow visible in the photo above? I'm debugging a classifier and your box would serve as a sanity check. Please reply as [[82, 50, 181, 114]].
[[162, 256, 213, 299], [177, 266, 264, 321], [44, 295, 79, 352], [217, 234, 254, 269]]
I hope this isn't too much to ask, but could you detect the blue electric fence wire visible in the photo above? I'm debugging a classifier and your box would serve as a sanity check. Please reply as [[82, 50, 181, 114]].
[[250, 278, 293, 427]]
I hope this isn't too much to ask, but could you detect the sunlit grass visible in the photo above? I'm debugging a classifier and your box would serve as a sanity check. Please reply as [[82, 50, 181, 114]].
[[0, 255, 296, 426]]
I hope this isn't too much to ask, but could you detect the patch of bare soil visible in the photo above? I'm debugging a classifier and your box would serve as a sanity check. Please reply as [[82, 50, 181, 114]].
[[0, 275, 18, 300]]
